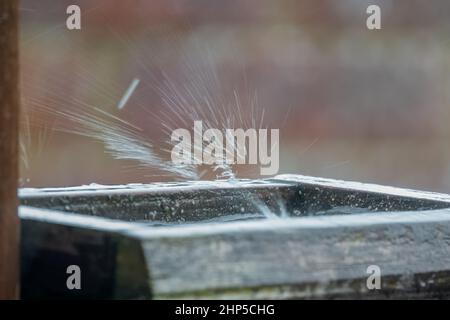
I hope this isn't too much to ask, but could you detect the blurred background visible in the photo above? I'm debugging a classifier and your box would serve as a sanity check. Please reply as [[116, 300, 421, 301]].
[[19, 0, 450, 192]]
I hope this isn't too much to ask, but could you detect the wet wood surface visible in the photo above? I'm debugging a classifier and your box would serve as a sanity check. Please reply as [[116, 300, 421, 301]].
[[18, 176, 450, 299], [20, 176, 450, 222]]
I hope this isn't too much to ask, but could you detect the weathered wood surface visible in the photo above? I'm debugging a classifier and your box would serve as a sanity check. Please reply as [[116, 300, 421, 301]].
[[20, 181, 295, 223], [133, 209, 450, 299], [0, 0, 20, 299], [18, 175, 450, 299], [19, 205, 450, 299], [20, 175, 450, 222]]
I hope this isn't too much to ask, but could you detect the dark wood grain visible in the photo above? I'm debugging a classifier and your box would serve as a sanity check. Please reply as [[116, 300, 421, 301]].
[[0, 0, 20, 299]]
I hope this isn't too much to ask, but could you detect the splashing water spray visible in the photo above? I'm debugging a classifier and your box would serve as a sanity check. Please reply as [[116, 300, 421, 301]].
[[23, 38, 286, 221]]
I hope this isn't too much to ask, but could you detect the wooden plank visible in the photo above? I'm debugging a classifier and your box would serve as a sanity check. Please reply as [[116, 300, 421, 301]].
[[0, 0, 20, 300], [18, 204, 450, 299], [131, 209, 450, 299], [20, 176, 450, 223], [20, 181, 294, 222]]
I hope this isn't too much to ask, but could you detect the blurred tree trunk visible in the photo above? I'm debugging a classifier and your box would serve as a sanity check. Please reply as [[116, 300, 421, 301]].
[[0, 0, 20, 299]]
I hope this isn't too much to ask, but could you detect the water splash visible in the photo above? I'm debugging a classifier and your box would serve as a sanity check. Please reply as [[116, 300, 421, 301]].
[[19, 113, 54, 187], [22, 30, 286, 219], [117, 78, 140, 110]]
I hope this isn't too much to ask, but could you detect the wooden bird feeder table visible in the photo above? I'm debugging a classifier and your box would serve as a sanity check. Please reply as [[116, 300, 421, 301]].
[[18, 175, 450, 299]]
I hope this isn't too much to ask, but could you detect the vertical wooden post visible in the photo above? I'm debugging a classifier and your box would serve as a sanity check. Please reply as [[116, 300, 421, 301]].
[[0, 0, 20, 299]]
